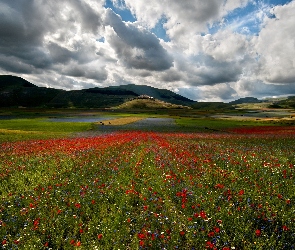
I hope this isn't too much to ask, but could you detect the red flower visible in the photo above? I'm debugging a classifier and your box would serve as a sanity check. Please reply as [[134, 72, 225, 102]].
[[208, 231, 215, 237], [282, 225, 289, 231], [137, 233, 146, 239], [180, 231, 185, 236], [139, 240, 145, 247], [238, 189, 244, 196], [75, 203, 81, 209], [200, 211, 207, 219], [255, 229, 261, 236], [97, 234, 103, 240], [206, 241, 215, 249]]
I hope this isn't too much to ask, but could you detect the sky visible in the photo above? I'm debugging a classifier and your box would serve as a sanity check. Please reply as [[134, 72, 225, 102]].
[[0, 0, 295, 102]]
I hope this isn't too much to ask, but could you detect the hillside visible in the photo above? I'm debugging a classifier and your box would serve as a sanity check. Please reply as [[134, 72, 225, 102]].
[[114, 98, 191, 109], [0, 75, 195, 108]]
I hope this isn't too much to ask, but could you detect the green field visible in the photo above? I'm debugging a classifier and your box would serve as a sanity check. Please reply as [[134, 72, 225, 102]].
[[0, 108, 295, 249]]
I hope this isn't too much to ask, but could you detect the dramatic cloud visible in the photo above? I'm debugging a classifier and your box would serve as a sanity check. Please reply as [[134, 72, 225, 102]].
[[0, 0, 294, 101], [255, 1, 295, 84], [104, 9, 173, 71]]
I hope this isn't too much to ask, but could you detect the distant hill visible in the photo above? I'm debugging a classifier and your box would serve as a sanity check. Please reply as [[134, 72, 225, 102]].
[[229, 97, 261, 105], [115, 97, 191, 109], [269, 96, 295, 109], [0, 75, 195, 108]]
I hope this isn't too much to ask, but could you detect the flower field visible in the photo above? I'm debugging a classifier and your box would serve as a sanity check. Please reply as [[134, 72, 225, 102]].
[[1, 127, 295, 249]]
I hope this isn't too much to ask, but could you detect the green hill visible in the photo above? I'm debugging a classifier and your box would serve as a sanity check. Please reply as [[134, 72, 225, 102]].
[[114, 98, 191, 109], [0, 75, 195, 108]]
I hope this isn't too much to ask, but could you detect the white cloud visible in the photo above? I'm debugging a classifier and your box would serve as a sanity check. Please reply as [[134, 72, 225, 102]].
[[255, 1, 295, 84]]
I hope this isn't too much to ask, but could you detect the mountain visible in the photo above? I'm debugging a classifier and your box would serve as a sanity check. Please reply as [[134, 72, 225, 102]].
[[0, 75, 195, 108]]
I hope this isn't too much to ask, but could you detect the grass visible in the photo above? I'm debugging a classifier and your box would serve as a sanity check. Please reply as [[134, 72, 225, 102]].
[[97, 117, 145, 126], [0, 119, 93, 142], [174, 117, 274, 132]]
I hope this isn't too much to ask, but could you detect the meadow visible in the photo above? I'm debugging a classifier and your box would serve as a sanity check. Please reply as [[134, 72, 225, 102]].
[[0, 109, 295, 249]]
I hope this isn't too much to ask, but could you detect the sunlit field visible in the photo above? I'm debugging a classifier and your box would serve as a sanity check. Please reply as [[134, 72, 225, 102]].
[[1, 125, 295, 249]]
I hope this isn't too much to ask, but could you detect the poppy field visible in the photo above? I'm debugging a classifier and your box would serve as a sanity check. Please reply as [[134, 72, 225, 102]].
[[1, 126, 295, 249]]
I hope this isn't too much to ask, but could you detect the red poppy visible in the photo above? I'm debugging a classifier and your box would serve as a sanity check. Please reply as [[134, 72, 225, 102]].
[[97, 234, 103, 240], [206, 241, 215, 249], [200, 211, 207, 219], [255, 229, 261, 236], [137, 233, 146, 239], [208, 231, 215, 237], [238, 189, 244, 195]]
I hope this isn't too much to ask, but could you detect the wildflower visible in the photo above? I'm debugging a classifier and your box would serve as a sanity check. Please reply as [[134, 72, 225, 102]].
[[282, 225, 289, 231], [208, 231, 215, 237], [255, 229, 261, 237], [206, 241, 215, 249], [75, 203, 81, 209], [200, 211, 207, 219], [180, 231, 185, 236], [97, 234, 103, 240], [138, 233, 146, 239], [238, 189, 244, 196]]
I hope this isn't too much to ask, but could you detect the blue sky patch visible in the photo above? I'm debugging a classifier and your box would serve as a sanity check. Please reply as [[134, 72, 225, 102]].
[[104, 0, 136, 22]]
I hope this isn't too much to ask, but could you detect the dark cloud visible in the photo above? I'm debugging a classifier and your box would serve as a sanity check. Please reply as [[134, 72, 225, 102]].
[[105, 9, 173, 71], [177, 54, 242, 86], [68, 0, 102, 32], [47, 43, 73, 64], [0, 0, 46, 46], [0, 55, 34, 74], [160, 69, 182, 82]]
